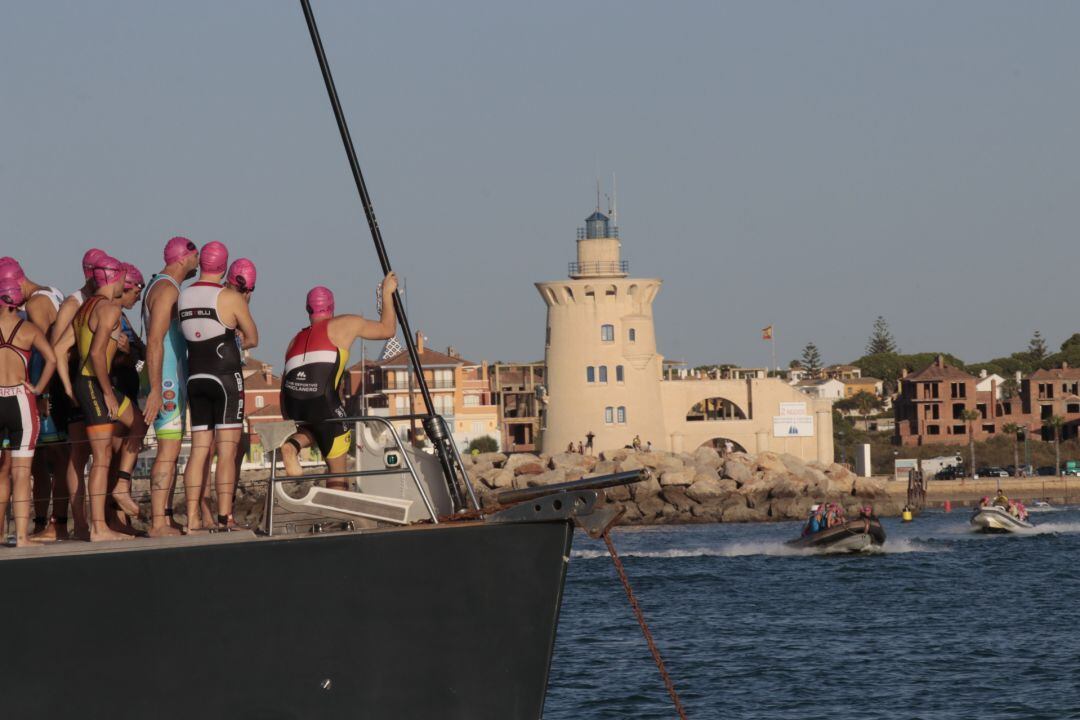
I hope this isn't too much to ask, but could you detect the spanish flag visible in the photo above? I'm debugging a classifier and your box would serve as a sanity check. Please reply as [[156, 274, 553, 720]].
[[762, 325, 773, 341]]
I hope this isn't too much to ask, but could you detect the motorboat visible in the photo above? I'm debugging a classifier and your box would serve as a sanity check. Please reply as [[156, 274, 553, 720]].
[[970, 505, 1034, 533], [1028, 500, 1056, 512], [786, 517, 887, 553]]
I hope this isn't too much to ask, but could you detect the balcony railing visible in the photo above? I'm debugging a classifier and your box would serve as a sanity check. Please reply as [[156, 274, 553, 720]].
[[386, 379, 455, 390], [568, 260, 629, 276]]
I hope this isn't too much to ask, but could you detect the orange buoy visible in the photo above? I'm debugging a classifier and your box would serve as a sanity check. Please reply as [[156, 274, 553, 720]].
[[944, 500, 952, 513]]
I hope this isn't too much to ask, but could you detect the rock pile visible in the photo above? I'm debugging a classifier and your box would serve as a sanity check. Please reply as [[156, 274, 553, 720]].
[[464, 448, 900, 525]]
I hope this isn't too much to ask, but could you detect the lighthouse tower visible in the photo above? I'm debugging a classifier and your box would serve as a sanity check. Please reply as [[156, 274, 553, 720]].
[[536, 209, 667, 453]]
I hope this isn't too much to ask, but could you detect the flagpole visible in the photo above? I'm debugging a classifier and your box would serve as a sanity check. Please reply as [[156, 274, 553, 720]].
[[771, 333, 776, 375]]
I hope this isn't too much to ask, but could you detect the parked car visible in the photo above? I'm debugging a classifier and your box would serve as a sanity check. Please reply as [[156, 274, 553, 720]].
[[1005, 465, 1034, 477], [1036, 466, 1058, 476], [935, 466, 964, 480], [1063, 461, 1080, 477], [976, 466, 1009, 478]]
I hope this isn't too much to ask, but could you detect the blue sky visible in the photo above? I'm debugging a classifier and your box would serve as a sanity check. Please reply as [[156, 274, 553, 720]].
[[3, 1, 1079, 369]]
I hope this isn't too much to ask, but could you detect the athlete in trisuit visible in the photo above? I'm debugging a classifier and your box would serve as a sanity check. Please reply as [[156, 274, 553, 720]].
[[50, 247, 109, 538], [178, 242, 258, 531], [105, 262, 147, 532], [0, 257, 69, 539], [0, 280, 57, 546], [70, 256, 148, 542], [141, 237, 199, 537], [280, 274, 397, 486]]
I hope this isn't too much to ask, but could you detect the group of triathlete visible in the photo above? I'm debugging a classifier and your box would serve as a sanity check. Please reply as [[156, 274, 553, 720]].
[[0, 237, 397, 546], [979, 492, 1029, 522]]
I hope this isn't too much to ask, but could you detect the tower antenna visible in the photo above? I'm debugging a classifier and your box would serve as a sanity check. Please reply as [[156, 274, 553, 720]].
[[596, 177, 601, 213], [611, 172, 618, 225]]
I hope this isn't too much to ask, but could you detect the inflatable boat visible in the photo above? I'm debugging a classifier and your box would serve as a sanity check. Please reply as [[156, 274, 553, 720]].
[[786, 517, 887, 553], [970, 505, 1034, 533]]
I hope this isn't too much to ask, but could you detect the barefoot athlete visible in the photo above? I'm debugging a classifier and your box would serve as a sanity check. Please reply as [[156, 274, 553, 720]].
[[0, 280, 57, 546], [104, 262, 147, 529], [141, 237, 199, 536], [72, 255, 148, 542], [0, 258, 69, 538], [280, 275, 397, 486], [50, 248, 108, 539], [178, 241, 258, 531]]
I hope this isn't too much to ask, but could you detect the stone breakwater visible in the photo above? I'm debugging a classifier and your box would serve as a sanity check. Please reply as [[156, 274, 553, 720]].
[[465, 447, 902, 525]]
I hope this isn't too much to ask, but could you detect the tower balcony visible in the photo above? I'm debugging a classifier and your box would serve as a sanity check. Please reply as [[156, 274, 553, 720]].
[[568, 260, 629, 278]]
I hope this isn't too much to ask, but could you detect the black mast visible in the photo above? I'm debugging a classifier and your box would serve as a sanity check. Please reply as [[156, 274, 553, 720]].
[[299, 0, 468, 511]]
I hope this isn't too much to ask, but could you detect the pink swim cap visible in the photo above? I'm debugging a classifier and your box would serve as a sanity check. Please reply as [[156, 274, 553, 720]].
[[0, 257, 25, 283], [0, 282, 23, 308], [82, 248, 107, 279], [306, 286, 335, 316], [92, 255, 125, 288], [199, 241, 229, 275], [121, 262, 145, 290], [164, 236, 198, 265], [227, 258, 256, 292]]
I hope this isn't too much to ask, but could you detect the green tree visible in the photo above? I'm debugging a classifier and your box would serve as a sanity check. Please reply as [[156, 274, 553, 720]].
[[1000, 377, 1019, 400], [1046, 416, 1065, 478], [800, 343, 822, 378], [865, 316, 898, 355], [1001, 422, 1022, 477], [962, 409, 981, 478], [467, 435, 499, 454], [1029, 330, 1048, 362]]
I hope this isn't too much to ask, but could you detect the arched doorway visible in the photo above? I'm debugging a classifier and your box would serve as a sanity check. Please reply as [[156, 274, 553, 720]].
[[686, 397, 747, 421], [701, 437, 747, 454]]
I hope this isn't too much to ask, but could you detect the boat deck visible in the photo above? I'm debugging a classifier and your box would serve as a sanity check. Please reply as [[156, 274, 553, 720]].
[[0, 529, 262, 561]]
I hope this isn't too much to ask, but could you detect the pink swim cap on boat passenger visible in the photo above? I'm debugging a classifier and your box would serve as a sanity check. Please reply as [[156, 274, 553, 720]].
[[0, 282, 23, 308], [199, 241, 229, 275], [0, 257, 25, 283], [164, 236, 198, 265], [121, 263, 145, 290], [82, 248, 107, 279], [227, 258, 256, 292], [92, 255, 125, 288], [306, 286, 335, 317]]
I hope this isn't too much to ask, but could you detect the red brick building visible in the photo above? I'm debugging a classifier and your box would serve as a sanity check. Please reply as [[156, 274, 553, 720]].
[[894, 356, 1028, 446]]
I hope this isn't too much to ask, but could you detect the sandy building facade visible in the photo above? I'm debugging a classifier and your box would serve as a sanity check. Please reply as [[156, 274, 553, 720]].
[[536, 209, 834, 461]]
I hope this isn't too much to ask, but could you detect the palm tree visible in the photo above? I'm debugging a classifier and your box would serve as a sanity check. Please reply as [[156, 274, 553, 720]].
[[1002, 423, 1021, 477], [962, 409, 981, 479]]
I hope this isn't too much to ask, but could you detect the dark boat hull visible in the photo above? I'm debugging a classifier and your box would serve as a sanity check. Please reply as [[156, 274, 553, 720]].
[[786, 518, 887, 553], [1, 521, 574, 719]]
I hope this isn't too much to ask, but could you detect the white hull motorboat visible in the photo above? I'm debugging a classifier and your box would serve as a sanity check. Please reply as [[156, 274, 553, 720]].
[[970, 505, 1034, 533]]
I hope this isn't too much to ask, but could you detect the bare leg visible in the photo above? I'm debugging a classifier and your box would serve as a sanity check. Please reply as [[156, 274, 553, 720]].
[[326, 454, 350, 491], [280, 431, 314, 478], [214, 428, 243, 521], [184, 430, 213, 532], [0, 450, 10, 540], [11, 456, 34, 547], [200, 452, 215, 527], [29, 444, 72, 541], [148, 438, 182, 537], [31, 452, 51, 532], [66, 422, 91, 539], [110, 411, 145, 520], [87, 430, 130, 542]]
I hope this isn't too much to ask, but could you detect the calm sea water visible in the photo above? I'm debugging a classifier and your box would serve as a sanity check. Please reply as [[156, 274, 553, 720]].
[[545, 507, 1080, 719]]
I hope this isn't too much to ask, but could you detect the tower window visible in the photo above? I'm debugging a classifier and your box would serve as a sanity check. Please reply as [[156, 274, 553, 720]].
[[617, 406, 626, 424], [599, 366, 608, 383], [601, 324, 615, 342], [616, 365, 624, 383], [586, 366, 595, 383], [605, 407, 614, 424], [628, 328, 636, 343]]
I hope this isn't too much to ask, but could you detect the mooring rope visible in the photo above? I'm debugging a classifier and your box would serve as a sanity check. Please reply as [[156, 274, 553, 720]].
[[602, 530, 689, 720]]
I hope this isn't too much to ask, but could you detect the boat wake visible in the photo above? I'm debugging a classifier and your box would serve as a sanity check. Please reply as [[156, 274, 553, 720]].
[[572, 538, 942, 560]]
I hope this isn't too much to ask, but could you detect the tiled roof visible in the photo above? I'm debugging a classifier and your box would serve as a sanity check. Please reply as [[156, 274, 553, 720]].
[[905, 359, 973, 382], [1030, 366, 1080, 380], [245, 372, 281, 391], [377, 348, 475, 368]]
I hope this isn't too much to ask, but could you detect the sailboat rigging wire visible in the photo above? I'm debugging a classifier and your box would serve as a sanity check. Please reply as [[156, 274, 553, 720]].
[[298, 0, 468, 510]]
